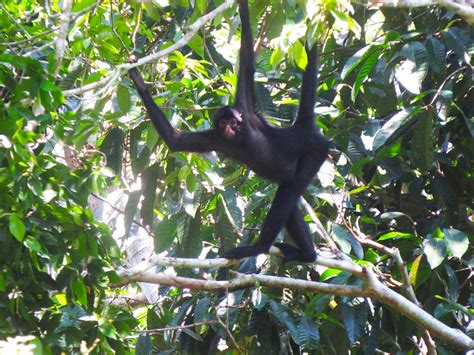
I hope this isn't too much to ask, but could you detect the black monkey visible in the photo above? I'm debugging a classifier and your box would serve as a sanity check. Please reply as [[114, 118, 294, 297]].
[[128, 0, 329, 262]]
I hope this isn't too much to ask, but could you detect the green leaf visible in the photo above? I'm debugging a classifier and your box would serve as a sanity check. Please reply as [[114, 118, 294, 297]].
[[124, 190, 141, 236], [297, 316, 320, 349], [331, 224, 352, 254], [9, 214, 25, 242], [424, 237, 447, 269], [342, 302, 368, 344], [154, 216, 178, 253], [195, 0, 206, 14], [117, 84, 131, 113], [378, 231, 419, 243], [291, 41, 308, 70], [395, 42, 429, 94], [373, 108, 420, 152], [332, 224, 363, 258], [351, 49, 380, 101], [268, 300, 298, 340], [188, 34, 205, 58], [72, 278, 88, 306], [442, 27, 471, 65], [341, 45, 371, 79], [136, 334, 153, 355], [411, 108, 433, 172], [194, 297, 210, 323], [186, 173, 197, 192], [23, 237, 45, 256], [443, 228, 469, 258], [220, 187, 243, 230], [270, 47, 285, 68], [425, 36, 446, 74]]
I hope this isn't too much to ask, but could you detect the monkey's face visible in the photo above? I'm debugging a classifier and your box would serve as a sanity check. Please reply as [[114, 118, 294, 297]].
[[218, 116, 241, 138], [213, 107, 243, 139]]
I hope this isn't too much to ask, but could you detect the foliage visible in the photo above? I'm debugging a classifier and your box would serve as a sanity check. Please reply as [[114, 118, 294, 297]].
[[0, 0, 472, 353]]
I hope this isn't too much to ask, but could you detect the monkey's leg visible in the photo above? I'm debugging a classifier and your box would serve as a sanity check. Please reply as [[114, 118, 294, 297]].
[[221, 183, 302, 260], [274, 207, 316, 262]]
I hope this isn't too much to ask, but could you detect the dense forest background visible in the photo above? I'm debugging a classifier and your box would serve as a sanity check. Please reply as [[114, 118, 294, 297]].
[[0, 0, 472, 353]]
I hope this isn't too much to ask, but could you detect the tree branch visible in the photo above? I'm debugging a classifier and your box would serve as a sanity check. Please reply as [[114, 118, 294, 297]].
[[115, 255, 473, 350], [63, 0, 236, 97], [370, 0, 474, 25]]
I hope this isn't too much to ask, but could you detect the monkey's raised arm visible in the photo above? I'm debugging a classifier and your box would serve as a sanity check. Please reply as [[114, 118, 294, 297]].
[[294, 44, 318, 126], [234, 0, 256, 116], [129, 68, 221, 153]]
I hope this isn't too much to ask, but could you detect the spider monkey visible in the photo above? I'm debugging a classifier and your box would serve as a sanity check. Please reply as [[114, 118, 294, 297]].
[[128, 0, 329, 262]]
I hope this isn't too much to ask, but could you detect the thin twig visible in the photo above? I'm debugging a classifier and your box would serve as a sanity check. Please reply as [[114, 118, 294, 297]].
[[110, 0, 129, 54], [136, 321, 219, 335], [202, 30, 233, 97], [213, 307, 242, 353], [90, 192, 154, 238]]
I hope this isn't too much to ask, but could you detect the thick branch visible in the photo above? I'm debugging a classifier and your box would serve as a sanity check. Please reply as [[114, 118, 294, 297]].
[[121, 248, 364, 278], [116, 255, 473, 350], [363, 268, 473, 350], [117, 270, 367, 297]]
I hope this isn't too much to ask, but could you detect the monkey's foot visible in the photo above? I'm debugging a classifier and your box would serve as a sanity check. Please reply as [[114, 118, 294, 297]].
[[273, 243, 316, 263], [221, 245, 268, 260]]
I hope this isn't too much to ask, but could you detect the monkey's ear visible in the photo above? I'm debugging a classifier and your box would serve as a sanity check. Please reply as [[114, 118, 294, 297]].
[[230, 108, 243, 122]]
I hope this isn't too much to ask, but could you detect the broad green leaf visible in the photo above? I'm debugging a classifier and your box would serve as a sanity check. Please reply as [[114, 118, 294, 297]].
[[23, 237, 45, 256], [9, 214, 25, 242], [291, 41, 308, 71], [117, 84, 131, 113], [351, 49, 380, 101], [268, 300, 298, 340], [342, 302, 368, 344], [411, 109, 433, 172], [194, 297, 210, 323], [186, 173, 197, 192], [270, 47, 285, 68], [220, 187, 243, 230], [396, 42, 429, 94], [443, 228, 469, 258], [297, 316, 320, 349], [155, 216, 178, 253], [341, 46, 370, 79], [72, 278, 88, 306], [195, 0, 206, 15], [331, 224, 352, 254], [425, 36, 446, 74], [187, 34, 205, 58], [373, 108, 420, 152], [136, 334, 153, 355], [124, 190, 141, 237], [424, 237, 447, 269], [442, 27, 471, 65]]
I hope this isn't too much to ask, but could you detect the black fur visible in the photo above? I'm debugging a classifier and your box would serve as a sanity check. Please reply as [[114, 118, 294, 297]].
[[128, 0, 329, 262]]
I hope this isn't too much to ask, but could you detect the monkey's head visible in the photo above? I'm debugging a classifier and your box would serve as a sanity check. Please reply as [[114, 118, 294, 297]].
[[213, 106, 243, 139]]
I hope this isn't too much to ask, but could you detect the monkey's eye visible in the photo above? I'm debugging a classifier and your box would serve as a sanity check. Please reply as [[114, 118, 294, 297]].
[[219, 120, 227, 128], [229, 118, 237, 127]]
